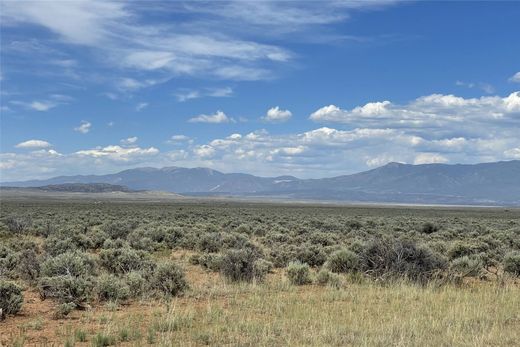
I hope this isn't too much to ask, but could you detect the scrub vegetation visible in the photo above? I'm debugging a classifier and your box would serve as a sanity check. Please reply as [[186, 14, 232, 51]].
[[1, 200, 519, 346]]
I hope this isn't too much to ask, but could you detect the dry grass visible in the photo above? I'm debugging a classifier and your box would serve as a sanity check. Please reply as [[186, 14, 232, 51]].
[[2, 264, 519, 347]]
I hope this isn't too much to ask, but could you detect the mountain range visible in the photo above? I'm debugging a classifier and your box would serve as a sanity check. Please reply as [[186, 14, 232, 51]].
[[2, 160, 520, 206]]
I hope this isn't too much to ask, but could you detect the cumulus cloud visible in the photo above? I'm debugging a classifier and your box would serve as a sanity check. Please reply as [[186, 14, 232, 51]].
[[15, 139, 52, 149], [75, 145, 158, 161], [188, 110, 232, 124], [193, 145, 216, 158], [262, 106, 292, 123], [309, 92, 520, 139], [509, 72, 520, 83], [74, 121, 91, 134], [504, 147, 520, 159]]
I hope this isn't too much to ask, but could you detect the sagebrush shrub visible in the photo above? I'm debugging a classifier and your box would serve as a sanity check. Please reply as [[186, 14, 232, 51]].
[[449, 255, 483, 278], [38, 275, 93, 305], [99, 247, 154, 274], [286, 261, 312, 285], [326, 249, 360, 273], [125, 271, 148, 298], [5, 215, 32, 234], [296, 243, 327, 267], [150, 261, 188, 297], [197, 253, 223, 272], [0, 280, 23, 318], [420, 222, 440, 234], [360, 238, 446, 283], [503, 251, 520, 276], [316, 269, 341, 288], [220, 249, 264, 282], [96, 273, 130, 302], [39, 251, 96, 306], [41, 251, 96, 278], [16, 248, 41, 283]]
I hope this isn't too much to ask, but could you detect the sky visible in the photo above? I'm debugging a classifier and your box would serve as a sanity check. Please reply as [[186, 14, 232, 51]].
[[0, 0, 519, 181]]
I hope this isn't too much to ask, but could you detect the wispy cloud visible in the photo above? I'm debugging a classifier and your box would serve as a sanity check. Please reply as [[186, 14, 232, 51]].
[[509, 72, 520, 83], [174, 87, 233, 102], [10, 100, 57, 111], [1, 0, 397, 88], [136, 102, 148, 111], [74, 121, 92, 134], [455, 80, 495, 94], [120, 137, 138, 146]]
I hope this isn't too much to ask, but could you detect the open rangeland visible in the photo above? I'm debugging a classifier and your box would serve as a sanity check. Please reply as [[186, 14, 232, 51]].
[[1, 199, 519, 346]]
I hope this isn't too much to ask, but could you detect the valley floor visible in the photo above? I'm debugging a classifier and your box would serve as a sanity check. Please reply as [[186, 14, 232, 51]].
[[2, 259, 520, 347]]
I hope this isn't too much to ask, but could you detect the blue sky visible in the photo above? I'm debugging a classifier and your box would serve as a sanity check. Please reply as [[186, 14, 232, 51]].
[[1, 0, 519, 181]]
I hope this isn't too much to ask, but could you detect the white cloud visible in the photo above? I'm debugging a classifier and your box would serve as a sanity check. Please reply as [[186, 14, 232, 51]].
[[174, 90, 201, 102], [136, 102, 148, 111], [188, 110, 232, 124], [116, 78, 158, 92], [74, 121, 91, 134], [504, 147, 520, 159], [263, 106, 292, 123], [193, 145, 216, 158], [76, 145, 158, 161], [10, 100, 58, 111], [15, 139, 52, 149], [455, 80, 494, 94], [174, 86, 234, 102], [509, 72, 520, 83], [309, 91, 520, 139], [413, 153, 449, 165], [120, 137, 138, 146], [168, 135, 191, 143]]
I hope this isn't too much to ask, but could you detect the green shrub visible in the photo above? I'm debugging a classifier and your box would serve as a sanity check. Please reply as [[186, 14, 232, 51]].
[[124, 271, 148, 298], [326, 249, 360, 273], [253, 258, 273, 279], [198, 253, 223, 272], [220, 249, 264, 282], [0, 245, 18, 279], [53, 302, 76, 319], [41, 251, 96, 278], [15, 248, 41, 283], [150, 261, 188, 297], [503, 251, 520, 276], [447, 242, 481, 260], [316, 269, 341, 288], [96, 273, 130, 302], [38, 275, 93, 305], [420, 222, 440, 234], [99, 247, 154, 274], [295, 243, 327, 267], [360, 238, 446, 283], [0, 280, 23, 318], [5, 215, 32, 234], [449, 255, 483, 278], [286, 261, 312, 285], [102, 221, 137, 240]]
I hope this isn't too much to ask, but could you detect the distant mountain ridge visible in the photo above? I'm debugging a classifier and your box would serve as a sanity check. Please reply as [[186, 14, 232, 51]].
[[2, 160, 520, 206], [37, 183, 133, 193]]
